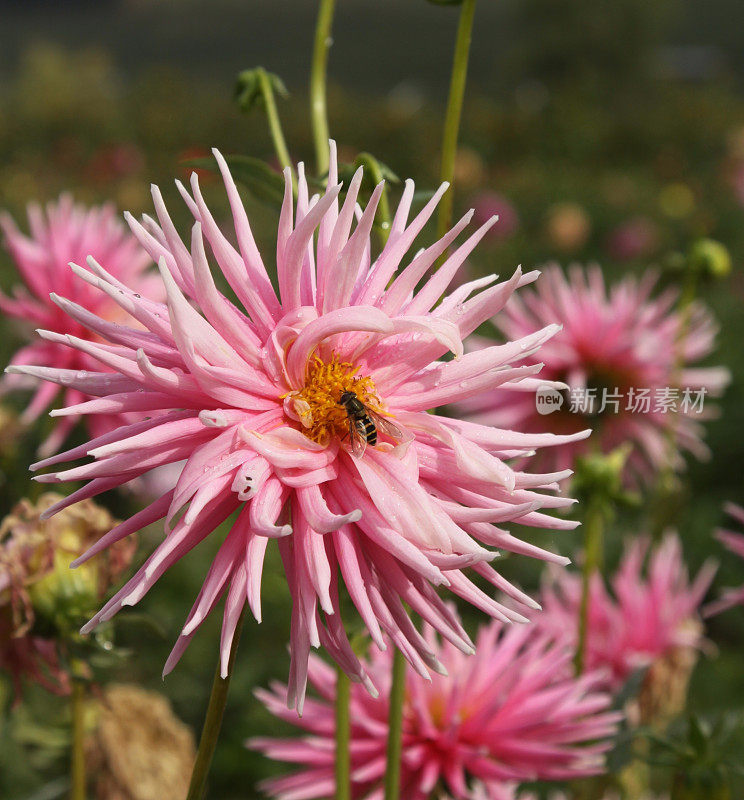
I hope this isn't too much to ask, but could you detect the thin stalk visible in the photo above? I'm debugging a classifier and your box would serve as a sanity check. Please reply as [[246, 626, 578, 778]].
[[335, 666, 351, 800], [70, 675, 86, 800], [256, 68, 294, 178], [356, 152, 392, 248], [186, 610, 246, 800], [437, 0, 478, 241], [574, 501, 605, 675], [310, 0, 336, 176], [383, 647, 407, 800]]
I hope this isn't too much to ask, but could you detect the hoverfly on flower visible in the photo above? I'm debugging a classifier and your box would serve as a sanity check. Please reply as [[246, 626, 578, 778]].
[[338, 389, 404, 458]]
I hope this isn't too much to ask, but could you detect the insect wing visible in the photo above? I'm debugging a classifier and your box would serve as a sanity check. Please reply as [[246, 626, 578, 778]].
[[367, 409, 404, 442], [348, 418, 368, 458]]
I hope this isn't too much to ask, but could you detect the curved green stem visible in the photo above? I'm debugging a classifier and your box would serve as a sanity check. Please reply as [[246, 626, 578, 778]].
[[310, 0, 336, 177], [437, 0, 478, 241], [70, 675, 86, 800], [384, 648, 407, 800], [256, 68, 294, 177], [335, 666, 351, 800], [186, 611, 246, 800], [574, 500, 605, 675]]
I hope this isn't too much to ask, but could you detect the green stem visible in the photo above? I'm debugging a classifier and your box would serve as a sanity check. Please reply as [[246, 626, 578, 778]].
[[574, 501, 605, 675], [70, 676, 86, 800], [437, 0, 478, 241], [186, 611, 246, 800], [356, 153, 392, 247], [310, 0, 336, 177], [383, 647, 407, 800], [335, 666, 351, 800], [256, 68, 294, 178]]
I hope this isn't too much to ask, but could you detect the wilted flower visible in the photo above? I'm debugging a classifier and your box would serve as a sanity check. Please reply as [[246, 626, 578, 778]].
[[11, 144, 586, 710], [537, 533, 715, 724], [706, 503, 744, 616], [87, 683, 195, 800], [0, 195, 159, 455], [250, 622, 621, 800], [458, 266, 729, 481], [0, 611, 70, 702], [0, 493, 135, 699]]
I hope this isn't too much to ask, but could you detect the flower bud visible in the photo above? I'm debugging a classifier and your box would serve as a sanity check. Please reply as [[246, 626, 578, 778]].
[[1, 493, 133, 636], [688, 239, 732, 281]]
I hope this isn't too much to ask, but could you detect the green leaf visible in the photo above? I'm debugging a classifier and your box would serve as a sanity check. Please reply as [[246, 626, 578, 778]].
[[185, 154, 286, 206], [235, 68, 289, 114], [689, 714, 711, 756], [426, 0, 464, 5]]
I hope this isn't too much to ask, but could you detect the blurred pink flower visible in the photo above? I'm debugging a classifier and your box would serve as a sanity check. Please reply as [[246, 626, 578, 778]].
[[518, 792, 663, 800], [470, 192, 519, 240], [537, 533, 715, 693], [605, 217, 659, 262], [457, 266, 729, 481], [10, 145, 587, 711], [0, 195, 159, 455], [250, 622, 621, 800], [705, 503, 744, 616]]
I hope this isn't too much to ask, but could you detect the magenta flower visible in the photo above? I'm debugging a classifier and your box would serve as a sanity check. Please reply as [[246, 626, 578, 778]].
[[1, 195, 159, 455], [250, 622, 621, 799], [706, 503, 744, 616], [457, 266, 729, 481], [10, 146, 587, 710], [537, 533, 715, 693]]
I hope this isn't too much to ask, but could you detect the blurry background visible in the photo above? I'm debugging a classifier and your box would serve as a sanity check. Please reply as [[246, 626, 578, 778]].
[[0, 1, 743, 797]]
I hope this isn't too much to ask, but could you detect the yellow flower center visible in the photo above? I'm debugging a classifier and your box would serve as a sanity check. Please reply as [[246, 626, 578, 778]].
[[288, 353, 384, 445]]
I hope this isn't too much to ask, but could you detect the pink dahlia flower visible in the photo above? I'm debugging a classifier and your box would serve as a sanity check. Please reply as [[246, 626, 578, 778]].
[[11, 145, 587, 710], [250, 622, 621, 799], [537, 533, 715, 694], [1, 195, 159, 455], [457, 266, 729, 481], [705, 503, 744, 616]]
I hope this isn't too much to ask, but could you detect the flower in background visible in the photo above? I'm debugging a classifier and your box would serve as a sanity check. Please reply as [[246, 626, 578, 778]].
[[457, 266, 729, 481], [0, 195, 159, 455], [0, 493, 135, 700], [545, 203, 591, 252], [518, 792, 665, 800], [471, 191, 519, 241], [250, 622, 621, 800], [453, 147, 486, 191], [605, 216, 660, 262], [12, 144, 587, 711], [537, 533, 715, 725], [705, 503, 744, 616], [0, 612, 70, 703], [87, 683, 195, 800]]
